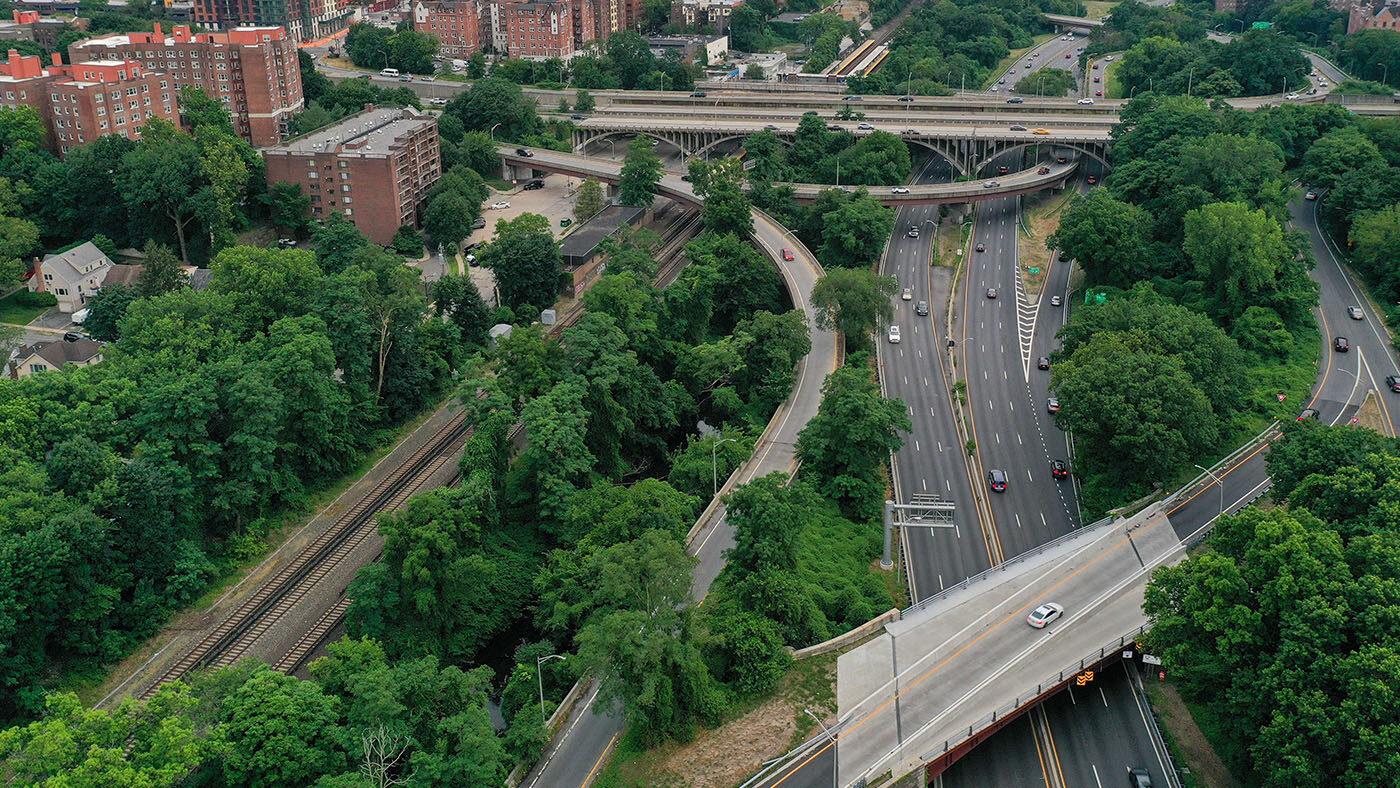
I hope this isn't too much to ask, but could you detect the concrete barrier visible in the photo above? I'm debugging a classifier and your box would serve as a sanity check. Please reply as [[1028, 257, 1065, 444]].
[[792, 608, 902, 660]]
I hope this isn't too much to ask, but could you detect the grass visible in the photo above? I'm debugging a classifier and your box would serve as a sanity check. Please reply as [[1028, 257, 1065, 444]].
[[485, 177, 514, 192], [984, 32, 1057, 89], [68, 391, 458, 707], [1104, 59, 1126, 99], [1017, 188, 1077, 297], [1144, 680, 1242, 788], [593, 651, 841, 788], [0, 292, 49, 325], [1081, 0, 1117, 19]]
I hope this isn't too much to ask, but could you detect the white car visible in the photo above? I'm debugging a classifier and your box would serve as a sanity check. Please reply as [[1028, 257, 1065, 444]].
[[891, 186, 910, 194], [1103, 55, 1114, 62], [490, 201, 511, 209], [1286, 93, 1299, 100], [902, 287, 913, 301], [1077, 98, 1094, 104], [857, 122, 875, 130], [426, 97, 448, 105], [1027, 602, 1064, 629], [888, 325, 901, 344], [465, 252, 476, 264]]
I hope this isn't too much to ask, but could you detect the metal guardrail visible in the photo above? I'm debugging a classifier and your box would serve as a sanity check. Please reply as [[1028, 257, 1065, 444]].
[[1161, 420, 1280, 511], [916, 624, 1150, 762], [901, 512, 1117, 616]]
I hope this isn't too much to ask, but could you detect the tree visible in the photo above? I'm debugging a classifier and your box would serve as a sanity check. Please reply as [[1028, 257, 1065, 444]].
[[117, 119, 203, 263], [688, 158, 752, 236], [1183, 201, 1316, 326], [1048, 190, 1153, 289], [730, 3, 769, 52], [312, 213, 371, 274], [744, 63, 766, 80], [1014, 67, 1075, 97], [136, 241, 190, 298], [82, 282, 136, 342], [1302, 126, 1388, 189], [214, 668, 346, 788], [422, 190, 474, 251], [468, 51, 487, 78], [1349, 205, 1400, 301], [449, 77, 539, 140], [574, 176, 605, 221], [266, 181, 311, 235], [606, 32, 657, 90], [811, 268, 898, 352], [818, 190, 895, 268], [195, 126, 252, 253], [725, 473, 804, 579], [179, 86, 233, 133], [796, 363, 911, 519], [432, 274, 490, 345], [391, 224, 424, 257], [575, 530, 724, 745], [574, 88, 595, 112], [455, 131, 499, 175], [479, 212, 562, 313], [619, 135, 662, 207]]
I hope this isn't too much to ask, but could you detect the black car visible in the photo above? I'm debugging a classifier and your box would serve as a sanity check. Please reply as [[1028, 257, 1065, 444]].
[[1037, 356, 1050, 370], [515, 147, 533, 157], [1037, 166, 1050, 174], [1335, 336, 1350, 352], [897, 95, 914, 101], [987, 469, 1008, 492], [804, 110, 820, 116], [1006, 97, 1024, 103], [843, 95, 863, 101], [690, 91, 707, 97], [523, 179, 544, 190], [1051, 459, 1069, 480], [570, 113, 585, 120], [1010, 125, 1028, 131], [975, 243, 985, 252], [63, 331, 85, 342], [916, 300, 929, 316], [827, 124, 844, 132], [1127, 767, 1153, 788], [765, 124, 779, 130], [1387, 375, 1400, 393], [998, 165, 1010, 175]]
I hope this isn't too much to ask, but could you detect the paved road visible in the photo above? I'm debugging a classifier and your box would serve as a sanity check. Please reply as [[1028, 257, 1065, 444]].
[[989, 33, 1087, 100], [503, 146, 840, 788]]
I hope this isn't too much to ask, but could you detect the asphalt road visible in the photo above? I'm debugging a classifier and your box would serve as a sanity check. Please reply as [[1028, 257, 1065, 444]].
[[989, 33, 1087, 100]]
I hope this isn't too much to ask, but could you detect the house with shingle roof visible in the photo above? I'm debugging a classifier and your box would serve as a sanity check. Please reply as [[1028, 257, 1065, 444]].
[[27, 241, 112, 313], [7, 337, 103, 378]]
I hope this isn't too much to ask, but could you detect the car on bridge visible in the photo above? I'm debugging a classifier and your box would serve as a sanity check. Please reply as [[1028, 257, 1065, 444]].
[[892, 186, 910, 194], [1038, 166, 1051, 174], [987, 469, 1008, 492], [828, 124, 844, 132], [781, 248, 794, 261], [514, 148, 533, 157], [843, 95, 863, 101], [983, 181, 1000, 188], [888, 325, 901, 343], [1087, 175, 1098, 184], [1078, 97, 1094, 104], [907, 226, 920, 238], [690, 91, 707, 97], [765, 124, 779, 130], [898, 95, 914, 101], [1027, 602, 1063, 628], [1011, 125, 1028, 131], [1033, 128, 1051, 134], [1007, 97, 1024, 104], [1334, 336, 1350, 352], [858, 122, 875, 130]]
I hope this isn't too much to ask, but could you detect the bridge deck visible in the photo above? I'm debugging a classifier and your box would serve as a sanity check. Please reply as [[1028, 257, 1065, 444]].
[[828, 503, 1185, 785]]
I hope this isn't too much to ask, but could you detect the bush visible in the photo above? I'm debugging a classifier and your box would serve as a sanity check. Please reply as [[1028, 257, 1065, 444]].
[[15, 290, 57, 308]]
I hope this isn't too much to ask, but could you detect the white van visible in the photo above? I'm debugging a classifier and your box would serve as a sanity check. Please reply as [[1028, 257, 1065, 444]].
[[379, 68, 400, 78]]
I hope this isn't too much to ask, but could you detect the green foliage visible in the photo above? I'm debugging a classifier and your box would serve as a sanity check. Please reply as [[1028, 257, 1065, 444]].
[[1339, 29, 1400, 89], [213, 669, 346, 788], [811, 268, 899, 351], [1182, 201, 1316, 327], [688, 158, 753, 236], [619, 135, 663, 207], [81, 283, 135, 342], [575, 88, 596, 112], [1144, 433, 1400, 785], [479, 212, 563, 313], [446, 77, 541, 142], [797, 361, 911, 520], [266, 181, 312, 235], [574, 176, 606, 221], [815, 189, 896, 269], [1048, 189, 1154, 289], [1014, 67, 1074, 97], [1302, 126, 1387, 189], [392, 224, 425, 257], [1114, 30, 1310, 98], [346, 23, 439, 74]]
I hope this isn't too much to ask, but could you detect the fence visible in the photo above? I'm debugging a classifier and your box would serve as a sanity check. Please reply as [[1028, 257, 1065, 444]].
[[1161, 421, 1280, 512]]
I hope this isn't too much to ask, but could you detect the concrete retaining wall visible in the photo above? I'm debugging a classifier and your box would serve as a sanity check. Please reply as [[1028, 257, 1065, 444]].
[[792, 608, 902, 660]]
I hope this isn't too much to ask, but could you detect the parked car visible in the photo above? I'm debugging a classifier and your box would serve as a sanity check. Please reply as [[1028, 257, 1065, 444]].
[[473, 216, 486, 229], [62, 331, 85, 342], [490, 200, 511, 209]]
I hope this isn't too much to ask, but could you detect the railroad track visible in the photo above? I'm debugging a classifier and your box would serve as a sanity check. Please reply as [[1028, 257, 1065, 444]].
[[137, 409, 474, 698]]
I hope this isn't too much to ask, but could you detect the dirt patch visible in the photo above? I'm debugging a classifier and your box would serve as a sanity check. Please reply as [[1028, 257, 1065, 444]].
[[1146, 681, 1242, 788], [1355, 391, 1391, 435], [605, 654, 837, 788], [1017, 190, 1075, 297]]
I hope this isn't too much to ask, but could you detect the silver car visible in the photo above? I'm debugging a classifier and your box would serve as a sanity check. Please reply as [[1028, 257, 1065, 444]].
[[1027, 602, 1064, 629]]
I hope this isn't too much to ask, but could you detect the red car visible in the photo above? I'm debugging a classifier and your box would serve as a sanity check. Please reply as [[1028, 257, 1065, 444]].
[[781, 248, 794, 261], [1065, 53, 1071, 59], [1038, 166, 1051, 174], [1087, 176, 1097, 184]]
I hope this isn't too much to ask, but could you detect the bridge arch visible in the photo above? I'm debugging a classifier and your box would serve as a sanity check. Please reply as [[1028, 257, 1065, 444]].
[[971, 141, 1112, 175], [901, 139, 972, 178], [574, 129, 691, 157], [691, 133, 794, 159]]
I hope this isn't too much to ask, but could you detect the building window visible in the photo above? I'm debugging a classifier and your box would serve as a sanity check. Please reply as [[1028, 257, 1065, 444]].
[[30, 364, 47, 372], [342, 196, 352, 204], [55, 288, 68, 295]]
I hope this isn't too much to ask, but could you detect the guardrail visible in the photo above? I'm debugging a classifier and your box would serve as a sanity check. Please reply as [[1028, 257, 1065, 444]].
[[901, 511, 1117, 616], [1161, 420, 1280, 511]]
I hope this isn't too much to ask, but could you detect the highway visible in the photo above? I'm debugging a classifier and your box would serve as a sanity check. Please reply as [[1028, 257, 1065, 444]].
[[988, 31, 1087, 100], [498, 145, 841, 788]]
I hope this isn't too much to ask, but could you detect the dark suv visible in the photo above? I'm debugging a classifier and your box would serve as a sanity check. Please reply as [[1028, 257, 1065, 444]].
[[1387, 375, 1400, 393], [1127, 767, 1152, 788], [987, 469, 1007, 493], [1051, 459, 1069, 480]]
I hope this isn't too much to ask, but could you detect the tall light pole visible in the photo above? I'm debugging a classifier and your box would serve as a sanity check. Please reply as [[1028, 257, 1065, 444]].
[[1235, 18, 1246, 33], [536, 654, 567, 727], [711, 437, 736, 497], [490, 122, 502, 140], [804, 708, 838, 788], [1377, 62, 1390, 85], [1194, 464, 1224, 518], [1187, 66, 1195, 97]]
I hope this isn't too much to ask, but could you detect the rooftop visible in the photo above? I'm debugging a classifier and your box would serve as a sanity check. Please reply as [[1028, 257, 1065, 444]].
[[13, 337, 103, 368], [267, 106, 435, 157], [559, 204, 646, 267]]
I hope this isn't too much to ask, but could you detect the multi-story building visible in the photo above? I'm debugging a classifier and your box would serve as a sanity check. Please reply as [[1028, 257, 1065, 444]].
[[0, 50, 178, 157], [262, 105, 442, 246], [1348, 0, 1400, 32], [669, 0, 742, 34], [0, 9, 88, 47], [69, 23, 303, 146], [413, 0, 487, 58], [414, 0, 634, 60], [189, 0, 352, 42]]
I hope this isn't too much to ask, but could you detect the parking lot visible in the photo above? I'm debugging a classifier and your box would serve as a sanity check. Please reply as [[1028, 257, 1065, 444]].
[[461, 173, 588, 307]]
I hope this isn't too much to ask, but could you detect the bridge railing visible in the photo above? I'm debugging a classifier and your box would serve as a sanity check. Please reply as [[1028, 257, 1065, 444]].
[[901, 511, 1117, 616], [1160, 420, 1281, 514]]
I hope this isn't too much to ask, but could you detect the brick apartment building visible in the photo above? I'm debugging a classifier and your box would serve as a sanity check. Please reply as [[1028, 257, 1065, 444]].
[[262, 105, 442, 246], [414, 0, 641, 60], [1347, 0, 1400, 32], [189, 0, 352, 42], [0, 9, 89, 47], [0, 49, 177, 157], [69, 23, 302, 146]]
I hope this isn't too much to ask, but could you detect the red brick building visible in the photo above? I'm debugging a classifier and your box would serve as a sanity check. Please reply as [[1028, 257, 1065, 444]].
[[414, 0, 633, 60], [0, 50, 177, 157], [262, 105, 442, 246], [68, 23, 302, 146], [188, 0, 351, 42], [1347, 0, 1400, 33]]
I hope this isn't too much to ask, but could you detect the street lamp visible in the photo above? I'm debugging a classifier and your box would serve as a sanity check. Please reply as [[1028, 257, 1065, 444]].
[[536, 654, 567, 727], [490, 122, 502, 141], [607, 138, 617, 159], [1194, 464, 1224, 517], [804, 708, 838, 788], [1377, 62, 1390, 85], [1235, 18, 1246, 33], [1187, 66, 1195, 97], [711, 437, 736, 497]]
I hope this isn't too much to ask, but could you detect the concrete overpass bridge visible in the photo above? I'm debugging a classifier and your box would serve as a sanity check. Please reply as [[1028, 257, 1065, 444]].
[[569, 118, 1111, 178], [1043, 12, 1105, 29]]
